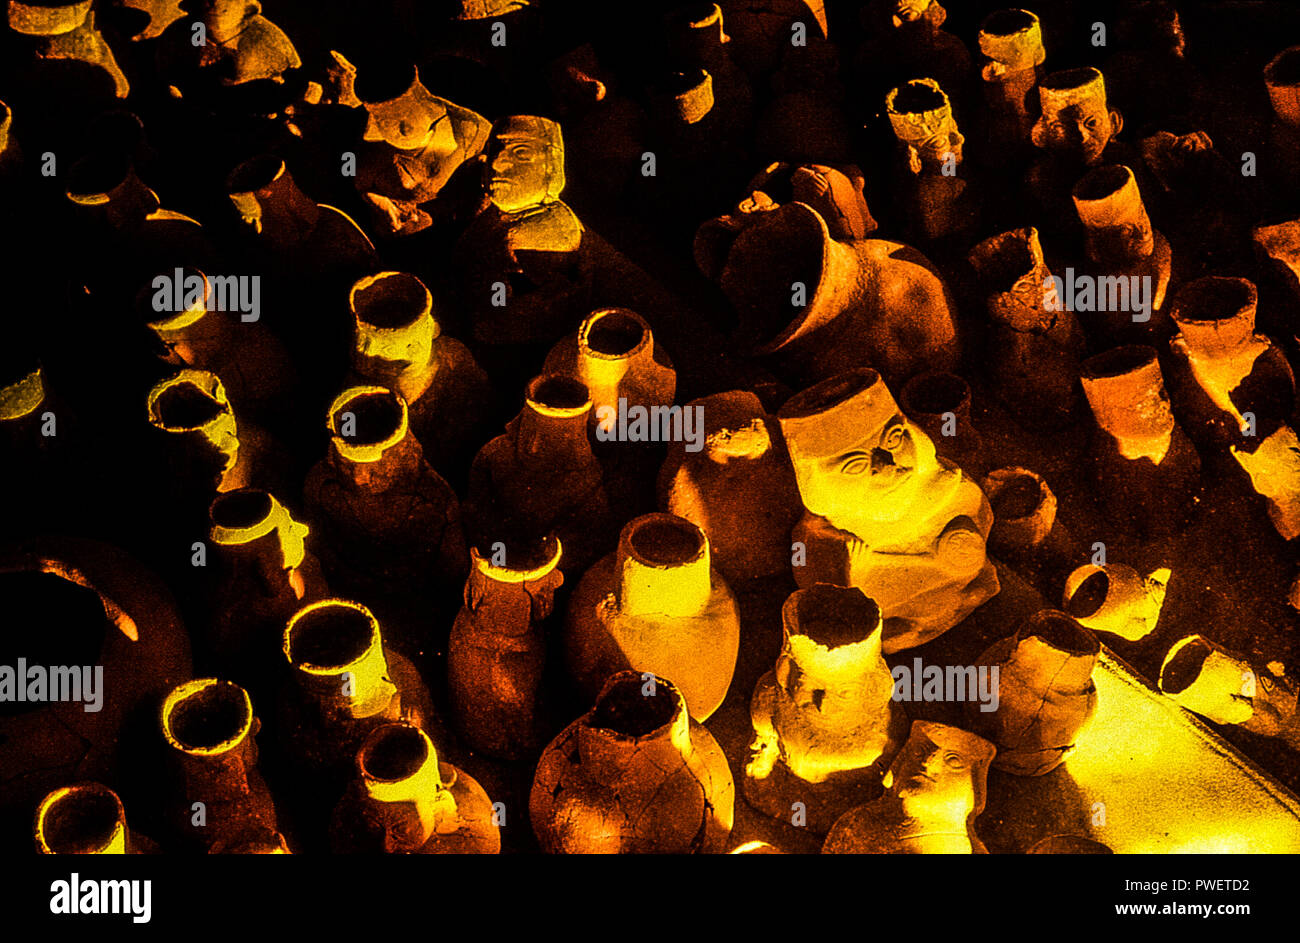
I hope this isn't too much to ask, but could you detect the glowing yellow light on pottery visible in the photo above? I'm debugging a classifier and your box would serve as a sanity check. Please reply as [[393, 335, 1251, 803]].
[[327, 386, 409, 463], [35, 785, 127, 855], [0, 367, 44, 420], [161, 678, 253, 757]]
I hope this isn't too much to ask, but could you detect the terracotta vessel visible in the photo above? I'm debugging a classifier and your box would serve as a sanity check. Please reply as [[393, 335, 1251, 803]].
[[656, 390, 802, 584], [303, 385, 468, 637], [778, 368, 998, 651], [160, 678, 279, 851], [1165, 276, 1295, 450], [823, 721, 995, 854], [899, 371, 987, 480], [745, 585, 908, 833], [347, 271, 491, 475], [0, 539, 192, 843], [278, 598, 435, 775], [465, 374, 616, 578], [885, 77, 979, 244], [715, 201, 960, 389], [35, 783, 157, 854], [331, 721, 500, 853], [529, 671, 734, 853], [1063, 562, 1169, 642], [205, 488, 328, 690], [977, 9, 1046, 157], [447, 534, 564, 760], [967, 227, 1085, 430], [564, 513, 740, 722], [1160, 635, 1300, 751], [1079, 345, 1201, 536], [1070, 163, 1173, 346], [964, 610, 1100, 776]]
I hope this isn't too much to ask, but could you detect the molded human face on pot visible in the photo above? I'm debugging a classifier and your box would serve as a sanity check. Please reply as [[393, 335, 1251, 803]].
[[778, 368, 934, 529], [529, 671, 734, 853], [485, 115, 565, 213], [359, 67, 454, 152], [886, 78, 963, 168], [822, 720, 995, 853], [1032, 68, 1121, 165]]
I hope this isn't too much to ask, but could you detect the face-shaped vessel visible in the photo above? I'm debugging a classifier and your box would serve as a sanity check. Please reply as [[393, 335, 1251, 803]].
[[1032, 68, 1120, 166], [889, 721, 993, 822], [485, 115, 565, 214], [779, 369, 938, 529]]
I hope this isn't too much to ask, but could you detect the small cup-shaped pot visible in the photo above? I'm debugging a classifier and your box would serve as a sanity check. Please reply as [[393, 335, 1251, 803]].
[[964, 610, 1099, 775], [900, 371, 986, 479], [1063, 562, 1169, 642], [530, 671, 734, 853], [564, 513, 739, 721], [160, 678, 278, 850], [982, 467, 1056, 553], [35, 783, 156, 854], [448, 534, 564, 759], [331, 722, 500, 853], [746, 585, 908, 833], [278, 599, 435, 775]]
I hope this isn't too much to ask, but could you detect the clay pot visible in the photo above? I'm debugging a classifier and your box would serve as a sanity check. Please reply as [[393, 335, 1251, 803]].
[[0, 539, 192, 848], [205, 488, 328, 691], [717, 201, 960, 389], [823, 721, 995, 854], [885, 78, 979, 244], [7, 0, 129, 100], [35, 783, 157, 854], [778, 367, 999, 651], [967, 227, 1085, 430], [745, 585, 908, 833], [529, 671, 734, 853], [899, 371, 987, 479], [1160, 635, 1300, 751], [278, 599, 436, 776], [982, 467, 1057, 554], [160, 678, 279, 851], [564, 513, 740, 722], [1165, 276, 1296, 450], [1063, 562, 1169, 642], [146, 369, 283, 500], [465, 374, 616, 578], [964, 610, 1100, 776], [1071, 164, 1173, 346], [447, 534, 564, 760], [303, 386, 468, 646], [347, 271, 491, 475], [977, 9, 1046, 156], [544, 308, 677, 439], [1080, 345, 1201, 536], [156, 0, 300, 91], [1231, 425, 1300, 540], [656, 390, 802, 584], [331, 721, 500, 854]]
